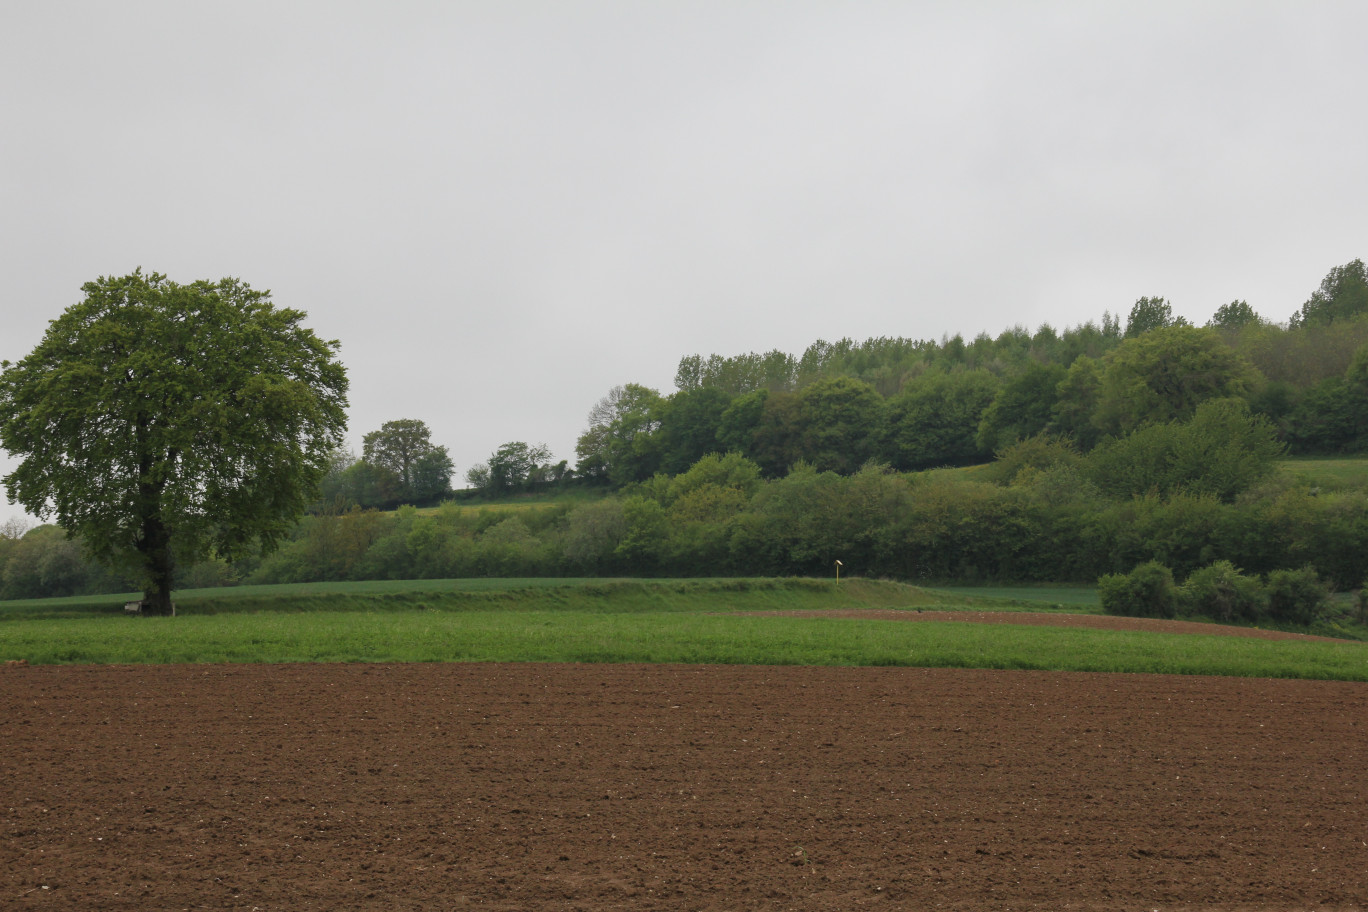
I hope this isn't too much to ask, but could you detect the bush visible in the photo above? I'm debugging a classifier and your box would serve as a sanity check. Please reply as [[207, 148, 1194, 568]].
[[1098, 561, 1179, 618], [180, 556, 241, 589], [1086, 399, 1282, 502], [987, 432, 1081, 486], [1180, 560, 1264, 622], [1266, 566, 1330, 625]]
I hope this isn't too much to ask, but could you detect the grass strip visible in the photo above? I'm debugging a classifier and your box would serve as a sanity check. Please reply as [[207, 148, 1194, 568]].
[[3, 610, 1365, 681], [0, 578, 972, 620]]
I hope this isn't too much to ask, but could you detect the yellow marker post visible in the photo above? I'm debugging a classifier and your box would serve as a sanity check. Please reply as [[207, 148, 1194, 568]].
[[835, 559, 843, 583]]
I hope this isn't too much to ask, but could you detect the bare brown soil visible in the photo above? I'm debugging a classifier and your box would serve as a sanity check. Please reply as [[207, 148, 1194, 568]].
[[3, 661, 1366, 911], [744, 609, 1348, 642]]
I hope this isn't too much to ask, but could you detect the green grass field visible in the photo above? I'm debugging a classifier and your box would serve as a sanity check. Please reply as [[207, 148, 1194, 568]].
[[2, 577, 1365, 680], [926, 585, 1102, 609], [416, 501, 557, 516], [422, 489, 607, 515], [0, 578, 963, 619], [916, 456, 1368, 491], [1277, 456, 1368, 491]]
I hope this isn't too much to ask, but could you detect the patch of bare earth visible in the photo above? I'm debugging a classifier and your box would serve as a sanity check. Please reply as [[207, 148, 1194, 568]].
[[2, 662, 1365, 911], [741, 609, 1347, 642]]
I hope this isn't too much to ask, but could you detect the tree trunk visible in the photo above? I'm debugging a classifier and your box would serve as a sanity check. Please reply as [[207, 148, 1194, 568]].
[[142, 580, 175, 616], [133, 420, 176, 616], [138, 513, 176, 616]]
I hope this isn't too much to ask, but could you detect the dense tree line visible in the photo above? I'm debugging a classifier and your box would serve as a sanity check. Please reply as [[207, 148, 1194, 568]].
[[4, 259, 1367, 605], [193, 435, 1368, 595], [6, 422, 1366, 602], [17, 405, 1356, 602], [579, 260, 1368, 487]]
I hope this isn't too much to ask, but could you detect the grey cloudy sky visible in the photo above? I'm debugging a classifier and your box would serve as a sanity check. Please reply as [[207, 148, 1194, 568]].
[[3, 2, 1367, 525]]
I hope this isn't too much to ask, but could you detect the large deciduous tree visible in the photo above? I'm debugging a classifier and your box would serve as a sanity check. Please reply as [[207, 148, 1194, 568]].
[[467, 441, 555, 495], [361, 419, 453, 506], [795, 376, 883, 474], [1048, 355, 1103, 449], [1207, 300, 1261, 330], [1091, 326, 1260, 437], [1291, 258, 1368, 327], [363, 419, 431, 491], [975, 361, 1067, 453], [880, 370, 999, 471], [1286, 342, 1368, 454], [1124, 296, 1185, 338], [0, 270, 348, 614], [574, 384, 664, 485], [655, 387, 732, 476]]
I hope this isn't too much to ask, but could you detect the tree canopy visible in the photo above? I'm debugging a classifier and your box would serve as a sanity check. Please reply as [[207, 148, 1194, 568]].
[[11, 258, 1368, 605], [1091, 326, 1259, 436], [361, 419, 453, 505], [466, 441, 559, 496], [1124, 296, 1185, 337], [562, 258, 1368, 486], [0, 270, 347, 613], [1292, 258, 1368, 327], [574, 384, 665, 485], [1208, 300, 1261, 330]]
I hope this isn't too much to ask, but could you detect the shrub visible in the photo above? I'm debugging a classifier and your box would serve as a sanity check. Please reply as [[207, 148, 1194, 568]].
[[1098, 561, 1179, 618], [987, 432, 1081, 486], [1180, 560, 1264, 623], [561, 498, 628, 573], [1086, 399, 1282, 502], [180, 556, 241, 589], [1265, 566, 1330, 625]]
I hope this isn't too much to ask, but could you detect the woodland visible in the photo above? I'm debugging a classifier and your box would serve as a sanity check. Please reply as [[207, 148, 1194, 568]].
[[3, 259, 1367, 606]]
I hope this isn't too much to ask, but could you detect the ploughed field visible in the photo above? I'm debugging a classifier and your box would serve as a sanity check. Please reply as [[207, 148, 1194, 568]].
[[4, 656, 1366, 910]]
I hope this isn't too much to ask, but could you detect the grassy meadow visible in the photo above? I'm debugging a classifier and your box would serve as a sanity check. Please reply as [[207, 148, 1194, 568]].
[[2, 577, 1365, 680], [926, 585, 1102, 609], [1277, 456, 1368, 492], [423, 488, 607, 515], [919, 455, 1367, 492]]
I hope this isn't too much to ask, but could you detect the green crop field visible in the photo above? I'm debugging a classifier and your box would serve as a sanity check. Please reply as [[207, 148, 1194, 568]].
[[3, 578, 1365, 680], [925, 585, 1102, 609]]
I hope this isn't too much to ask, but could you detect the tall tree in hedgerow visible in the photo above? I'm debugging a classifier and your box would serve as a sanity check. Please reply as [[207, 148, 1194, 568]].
[[0, 270, 348, 614], [1291, 258, 1368, 327], [1091, 325, 1260, 437], [362, 419, 453, 504]]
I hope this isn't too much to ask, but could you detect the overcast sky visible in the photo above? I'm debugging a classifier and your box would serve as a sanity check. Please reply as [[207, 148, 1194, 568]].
[[3, 1, 1367, 526]]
